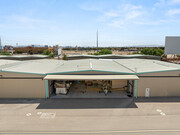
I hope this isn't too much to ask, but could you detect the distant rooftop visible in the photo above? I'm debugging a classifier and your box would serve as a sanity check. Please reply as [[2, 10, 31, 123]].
[[67, 54, 161, 60], [0, 55, 49, 60]]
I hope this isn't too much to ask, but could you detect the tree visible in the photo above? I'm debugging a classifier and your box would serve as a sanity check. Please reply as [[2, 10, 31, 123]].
[[43, 49, 51, 55], [141, 48, 164, 56], [93, 49, 112, 55], [0, 52, 11, 55], [28, 50, 33, 55], [49, 53, 55, 58], [17, 50, 22, 54], [63, 54, 67, 60], [37, 49, 43, 54]]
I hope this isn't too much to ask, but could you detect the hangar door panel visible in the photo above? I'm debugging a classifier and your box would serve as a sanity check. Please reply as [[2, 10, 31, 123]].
[[0, 79, 46, 98], [137, 78, 180, 97], [112, 80, 127, 89]]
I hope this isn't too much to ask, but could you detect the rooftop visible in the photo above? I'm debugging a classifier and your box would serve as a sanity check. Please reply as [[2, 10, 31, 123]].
[[0, 59, 180, 75], [0, 60, 21, 70]]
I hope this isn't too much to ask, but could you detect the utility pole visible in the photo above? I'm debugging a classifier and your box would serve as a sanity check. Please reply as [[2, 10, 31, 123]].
[[97, 30, 99, 52], [0, 37, 1, 50]]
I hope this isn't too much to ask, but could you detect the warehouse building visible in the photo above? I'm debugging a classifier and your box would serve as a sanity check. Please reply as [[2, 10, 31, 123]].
[[0, 59, 180, 98]]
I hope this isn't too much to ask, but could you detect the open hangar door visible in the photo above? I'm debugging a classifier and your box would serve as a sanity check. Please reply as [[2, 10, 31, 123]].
[[44, 75, 139, 98]]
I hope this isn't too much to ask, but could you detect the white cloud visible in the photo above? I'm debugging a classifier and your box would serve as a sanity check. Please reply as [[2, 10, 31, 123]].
[[81, 2, 174, 28], [123, 4, 142, 11], [108, 20, 124, 28], [133, 20, 161, 25], [122, 4, 143, 19], [104, 12, 119, 17], [167, 9, 180, 15], [154, 0, 166, 7], [0, 15, 50, 30], [0, 24, 4, 28], [171, 0, 180, 3], [95, 3, 144, 27], [106, 4, 144, 27], [126, 10, 142, 19], [11, 15, 44, 23], [79, 3, 104, 12], [155, 0, 180, 6]]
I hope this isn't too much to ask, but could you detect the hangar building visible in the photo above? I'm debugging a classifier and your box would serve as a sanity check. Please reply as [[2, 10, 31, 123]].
[[0, 59, 180, 98]]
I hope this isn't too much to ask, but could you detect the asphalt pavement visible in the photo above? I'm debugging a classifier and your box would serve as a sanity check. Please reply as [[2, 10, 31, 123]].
[[1, 97, 180, 135]]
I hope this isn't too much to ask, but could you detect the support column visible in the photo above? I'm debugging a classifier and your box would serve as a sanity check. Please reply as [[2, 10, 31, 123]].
[[134, 80, 137, 98], [45, 80, 49, 98]]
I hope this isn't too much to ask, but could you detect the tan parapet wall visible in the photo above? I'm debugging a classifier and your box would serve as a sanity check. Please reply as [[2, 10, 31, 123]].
[[0, 79, 46, 98], [0, 72, 46, 98], [137, 70, 180, 97]]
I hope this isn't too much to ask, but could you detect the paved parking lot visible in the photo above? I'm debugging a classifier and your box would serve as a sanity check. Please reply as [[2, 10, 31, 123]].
[[1, 98, 180, 135]]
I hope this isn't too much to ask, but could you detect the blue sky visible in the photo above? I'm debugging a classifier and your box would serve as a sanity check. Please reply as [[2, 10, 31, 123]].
[[0, 0, 180, 47]]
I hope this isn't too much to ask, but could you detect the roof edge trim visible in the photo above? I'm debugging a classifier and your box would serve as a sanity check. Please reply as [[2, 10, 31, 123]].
[[47, 69, 135, 75], [1, 70, 46, 76], [137, 69, 180, 74]]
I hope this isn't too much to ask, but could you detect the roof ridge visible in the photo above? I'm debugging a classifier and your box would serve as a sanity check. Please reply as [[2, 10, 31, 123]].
[[113, 60, 137, 73], [89, 59, 93, 70]]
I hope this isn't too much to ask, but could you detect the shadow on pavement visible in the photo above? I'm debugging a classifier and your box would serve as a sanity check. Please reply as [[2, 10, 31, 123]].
[[36, 98, 137, 109], [0, 98, 137, 109], [1, 97, 180, 109], [0, 99, 42, 104], [135, 97, 180, 102]]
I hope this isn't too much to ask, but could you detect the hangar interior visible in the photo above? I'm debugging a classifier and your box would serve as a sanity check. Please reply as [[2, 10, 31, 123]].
[[47, 77, 136, 98]]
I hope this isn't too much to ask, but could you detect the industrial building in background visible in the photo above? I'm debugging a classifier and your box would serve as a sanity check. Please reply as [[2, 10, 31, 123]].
[[165, 36, 180, 55], [162, 36, 180, 64]]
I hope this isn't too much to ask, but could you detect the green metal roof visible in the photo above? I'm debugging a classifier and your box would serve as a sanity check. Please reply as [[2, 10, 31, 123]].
[[0, 60, 21, 70], [0, 59, 180, 75], [114, 59, 180, 73]]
